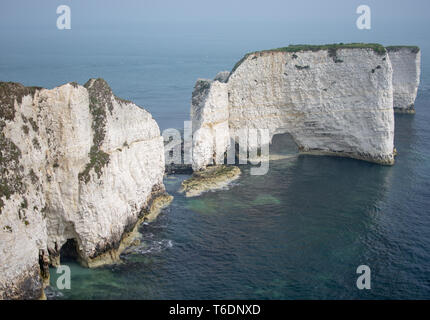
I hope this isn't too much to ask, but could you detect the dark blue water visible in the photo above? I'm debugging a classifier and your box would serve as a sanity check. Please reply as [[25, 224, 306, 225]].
[[1, 16, 430, 299]]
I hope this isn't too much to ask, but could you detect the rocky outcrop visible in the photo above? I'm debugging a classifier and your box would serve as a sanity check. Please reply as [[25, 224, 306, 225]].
[[191, 44, 399, 171], [386, 46, 421, 113], [191, 76, 230, 171], [180, 165, 240, 197], [0, 79, 169, 299]]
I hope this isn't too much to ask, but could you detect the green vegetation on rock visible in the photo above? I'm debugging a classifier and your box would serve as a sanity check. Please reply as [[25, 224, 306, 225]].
[[79, 146, 110, 183], [79, 79, 112, 184], [20, 198, 28, 209], [0, 82, 41, 212], [22, 125, 29, 135], [0, 119, 24, 213], [28, 118, 39, 132], [0, 82, 42, 121], [32, 137, 41, 150], [265, 43, 386, 55], [29, 169, 38, 185]]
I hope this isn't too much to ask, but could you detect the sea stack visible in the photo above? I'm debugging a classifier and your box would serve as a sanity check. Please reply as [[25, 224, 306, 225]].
[[0, 79, 170, 299], [386, 46, 421, 113], [191, 44, 399, 171]]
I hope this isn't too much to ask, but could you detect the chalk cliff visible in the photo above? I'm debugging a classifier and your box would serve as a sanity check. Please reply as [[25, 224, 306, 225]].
[[191, 44, 402, 171], [0, 79, 169, 299], [387, 46, 421, 113], [191, 76, 230, 171]]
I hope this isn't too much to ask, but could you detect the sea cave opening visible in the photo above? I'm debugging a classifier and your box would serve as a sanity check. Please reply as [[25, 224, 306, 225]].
[[59, 238, 80, 264], [269, 132, 299, 156]]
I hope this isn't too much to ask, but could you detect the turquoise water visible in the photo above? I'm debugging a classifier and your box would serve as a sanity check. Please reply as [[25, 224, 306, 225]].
[[1, 18, 430, 299]]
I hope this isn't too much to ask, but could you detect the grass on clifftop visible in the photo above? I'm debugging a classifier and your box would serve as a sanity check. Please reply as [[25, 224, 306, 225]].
[[262, 43, 386, 54], [230, 43, 387, 75]]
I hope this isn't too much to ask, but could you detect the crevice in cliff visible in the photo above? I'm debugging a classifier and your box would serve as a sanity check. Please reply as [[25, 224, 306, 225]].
[[38, 249, 50, 287]]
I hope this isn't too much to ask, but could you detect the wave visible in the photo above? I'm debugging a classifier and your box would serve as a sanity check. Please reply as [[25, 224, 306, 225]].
[[124, 238, 173, 256]]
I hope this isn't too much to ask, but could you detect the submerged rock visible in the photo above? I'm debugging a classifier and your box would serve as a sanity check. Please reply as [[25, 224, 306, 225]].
[[0, 79, 170, 299], [144, 193, 174, 223], [180, 165, 241, 198], [251, 194, 281, 206]]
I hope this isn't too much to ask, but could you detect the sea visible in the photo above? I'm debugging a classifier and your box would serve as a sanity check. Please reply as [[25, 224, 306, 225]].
[[1, 17, 430, 299]]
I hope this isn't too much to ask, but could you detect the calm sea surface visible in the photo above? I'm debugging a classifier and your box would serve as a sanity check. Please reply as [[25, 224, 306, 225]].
[[1, 21, 430, 299]]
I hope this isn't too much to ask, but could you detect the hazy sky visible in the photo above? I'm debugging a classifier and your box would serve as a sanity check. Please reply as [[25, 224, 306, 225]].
[[2, 0, 430, 71], [1, 0, 429, 128], [1, 0, 430, 26]]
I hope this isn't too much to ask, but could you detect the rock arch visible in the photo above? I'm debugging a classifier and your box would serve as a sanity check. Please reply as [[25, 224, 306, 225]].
[[191, 44, 397, 170]]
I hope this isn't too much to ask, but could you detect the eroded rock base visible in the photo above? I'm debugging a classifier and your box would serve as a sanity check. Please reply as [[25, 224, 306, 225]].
[[299, 149, 395, 165], [180, 165, 241, 198], [394, 105, 416, 114], [81, 191, 173, 268]]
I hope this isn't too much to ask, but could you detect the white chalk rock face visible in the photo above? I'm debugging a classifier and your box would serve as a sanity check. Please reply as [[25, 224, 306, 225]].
[[387, 46, 421, 113], [0, 79, 166, 299], [191, 78, 230, 171], [191, 45, 396, 170]]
